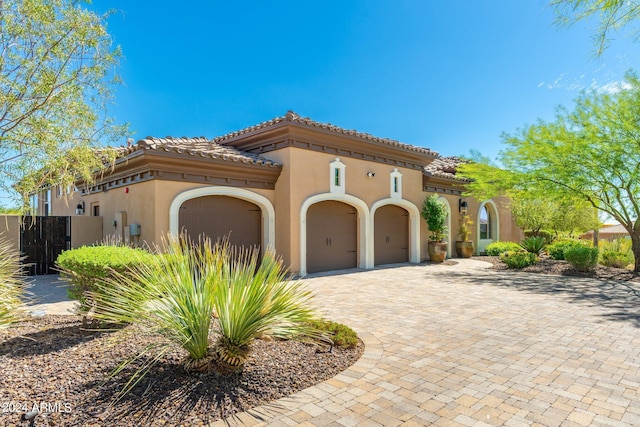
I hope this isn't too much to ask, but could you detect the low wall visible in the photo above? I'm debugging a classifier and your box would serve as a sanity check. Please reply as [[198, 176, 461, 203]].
[[0, 215, 20, 251], [71, 216, 103, 248]]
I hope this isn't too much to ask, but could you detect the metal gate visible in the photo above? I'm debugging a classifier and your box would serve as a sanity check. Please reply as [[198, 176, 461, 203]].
[[20, 216, 71, 275]]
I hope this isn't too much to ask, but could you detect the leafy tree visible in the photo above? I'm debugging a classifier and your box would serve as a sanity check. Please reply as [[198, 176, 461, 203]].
[[551, 0, 640, 56], [0, 0, 126, 206], [460, 71, 640, 271]]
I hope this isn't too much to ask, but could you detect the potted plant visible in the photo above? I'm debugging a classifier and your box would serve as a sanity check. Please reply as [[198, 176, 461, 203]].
[[455, 213, 474, 258], [422, 194, 448, 263]]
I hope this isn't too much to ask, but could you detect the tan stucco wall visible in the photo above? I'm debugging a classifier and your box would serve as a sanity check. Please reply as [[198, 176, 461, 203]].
[[49, 147, 522, 272], [70, 216, 103, 248], [0, 215, 21, 252]]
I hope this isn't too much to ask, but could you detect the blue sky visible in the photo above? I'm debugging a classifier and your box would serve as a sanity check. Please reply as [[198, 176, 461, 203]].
[[91, 0, 639, 162], [90, 0, 639, 162], [3, 1, 636, 208]]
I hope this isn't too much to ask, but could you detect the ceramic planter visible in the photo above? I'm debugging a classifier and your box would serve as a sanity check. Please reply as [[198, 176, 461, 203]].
[[428, 241, 448, 263], [455, 241, 474, 258]]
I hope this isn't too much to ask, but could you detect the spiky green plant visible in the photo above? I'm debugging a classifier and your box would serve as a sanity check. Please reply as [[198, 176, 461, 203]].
[[0, 234, 27, 327], [519, 236, 547, 255], [89, 234, 321, 399], [212, 247, 321, 373]]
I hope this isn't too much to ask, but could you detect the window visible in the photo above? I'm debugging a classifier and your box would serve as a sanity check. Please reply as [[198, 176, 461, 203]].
[[43, 190, 51, 216], [92, 203, 100, 217], [390, 168, 402, 199], [480, 205, 492, 239], [29, 193, 38, 216], [329, 158, 346, 194]]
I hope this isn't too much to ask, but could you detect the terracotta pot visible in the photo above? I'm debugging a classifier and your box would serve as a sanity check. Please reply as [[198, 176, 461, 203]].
[[455, 241, 474, 258], [428, 241, 448, 263]]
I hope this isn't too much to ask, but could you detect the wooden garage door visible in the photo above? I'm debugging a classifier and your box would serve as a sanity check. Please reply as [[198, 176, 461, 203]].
[[179, 196, 261, 251], [307, 201, 357, 273], [374, 205, 409, 265]]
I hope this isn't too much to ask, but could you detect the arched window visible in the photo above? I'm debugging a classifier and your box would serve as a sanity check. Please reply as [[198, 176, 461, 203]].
[[480, 205, 492, 239]]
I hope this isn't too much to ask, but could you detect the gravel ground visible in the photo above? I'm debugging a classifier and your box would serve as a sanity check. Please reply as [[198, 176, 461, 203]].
[[0, 317, 363, 426], [475, 255, 640, 282]]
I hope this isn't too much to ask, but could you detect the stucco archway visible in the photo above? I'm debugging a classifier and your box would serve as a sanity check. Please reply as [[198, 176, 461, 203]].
[[370, 198, 420, 264], [477, 200, 499, 254], [169, 187, 276, 250], [300, 193, 370, 276]]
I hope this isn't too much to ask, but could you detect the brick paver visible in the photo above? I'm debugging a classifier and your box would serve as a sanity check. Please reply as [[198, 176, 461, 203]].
[[217, 260, 640, 425]]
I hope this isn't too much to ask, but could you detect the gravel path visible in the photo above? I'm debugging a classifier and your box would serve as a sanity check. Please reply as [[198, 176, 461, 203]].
[[0, 317, 363, 426]]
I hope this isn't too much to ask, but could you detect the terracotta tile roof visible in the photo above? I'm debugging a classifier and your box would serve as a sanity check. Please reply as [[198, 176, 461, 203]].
[[116, 136, 281, 167], [212, 110, 439, 158], [424, 156, 470, 182]]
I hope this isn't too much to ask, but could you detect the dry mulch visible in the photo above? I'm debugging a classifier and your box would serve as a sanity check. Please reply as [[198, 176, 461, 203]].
[[0, 317, 363, 426], [475, 255, 640, 283]]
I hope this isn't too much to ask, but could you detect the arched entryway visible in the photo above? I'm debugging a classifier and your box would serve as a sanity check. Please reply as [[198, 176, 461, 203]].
[[374, 204, 409, 265], [169, 186, 276, 250], [477, 200, 499, 254], [306, 200, 358, 273], [178, 195, 261, 250]]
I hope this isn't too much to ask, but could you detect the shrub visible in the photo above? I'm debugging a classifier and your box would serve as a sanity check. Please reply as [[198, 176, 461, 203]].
[[524, 229, 554, 244], [547, 239, 588, 260], [309, 319, 358, 349], [564, 246, 599, 272], [485, 241, 521, 256], [90, 235, 323, 398], [599, 239, 634, 269], [422, 194, 448, 242], [600, 250, 631, 269], [0, 234, 27, 327], [500, 250, 539, 268], [519, 236, 546, 255], [56, 245, 155, 323]]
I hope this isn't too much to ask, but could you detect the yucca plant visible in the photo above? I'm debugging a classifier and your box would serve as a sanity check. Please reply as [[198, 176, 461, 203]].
[[519, 236, 547, 255], [89, 234, 322, 398], [212, 247, 321, 373], [0, 234, 27, 327]]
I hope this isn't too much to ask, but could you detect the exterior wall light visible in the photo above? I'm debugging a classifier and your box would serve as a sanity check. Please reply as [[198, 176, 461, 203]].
[[367, 172, 375, 178], [75, 200, 85, 215], [459, 198, 468, 215]]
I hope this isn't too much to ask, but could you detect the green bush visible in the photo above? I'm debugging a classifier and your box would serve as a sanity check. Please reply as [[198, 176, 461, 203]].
[[547, 239, 588, 260], [564, 246, 599, 272], [524, 229, 554, 244], [309, 319, 358, 349], [56, 245, 155, 321], [500, 250, 539, 268], [519, 236, 546, 255], [485, 241, 521, 256], [600, 250, 632, 269], [598, 239, 634, 269]]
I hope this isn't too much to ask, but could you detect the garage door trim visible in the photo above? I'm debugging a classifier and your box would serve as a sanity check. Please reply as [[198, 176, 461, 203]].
[[169, 186, 275, 249], [371, 198, 421, 264], [300, 193, 370, 276]]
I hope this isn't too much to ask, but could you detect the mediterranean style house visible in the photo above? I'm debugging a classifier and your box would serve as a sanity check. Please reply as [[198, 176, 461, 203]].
[[43, 111, 522, 275]]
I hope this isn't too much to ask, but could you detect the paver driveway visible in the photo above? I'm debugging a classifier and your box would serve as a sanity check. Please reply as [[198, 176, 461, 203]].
[[216, 259, 640, 426]]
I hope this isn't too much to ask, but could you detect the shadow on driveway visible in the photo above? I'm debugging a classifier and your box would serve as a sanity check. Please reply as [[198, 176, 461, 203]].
[[429, 267, 640, 328]]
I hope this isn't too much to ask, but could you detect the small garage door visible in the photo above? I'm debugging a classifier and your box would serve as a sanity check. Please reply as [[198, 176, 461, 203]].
[[374, 205, 409, 265], [307, 201, 357, 273], [179, 196, 261, 251]]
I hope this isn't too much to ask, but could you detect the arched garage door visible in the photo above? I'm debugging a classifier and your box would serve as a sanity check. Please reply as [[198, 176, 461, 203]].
[[306, 201, 357, 273], [374, 205, 409, 265], [179, 195, 261, 251]]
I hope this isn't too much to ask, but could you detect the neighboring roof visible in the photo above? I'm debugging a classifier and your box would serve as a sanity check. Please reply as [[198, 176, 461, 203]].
[[583, 224, 630, 236], [212, 110, 439, 158], [117, 136, 281, 167], [423, 156, 470, 182]]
